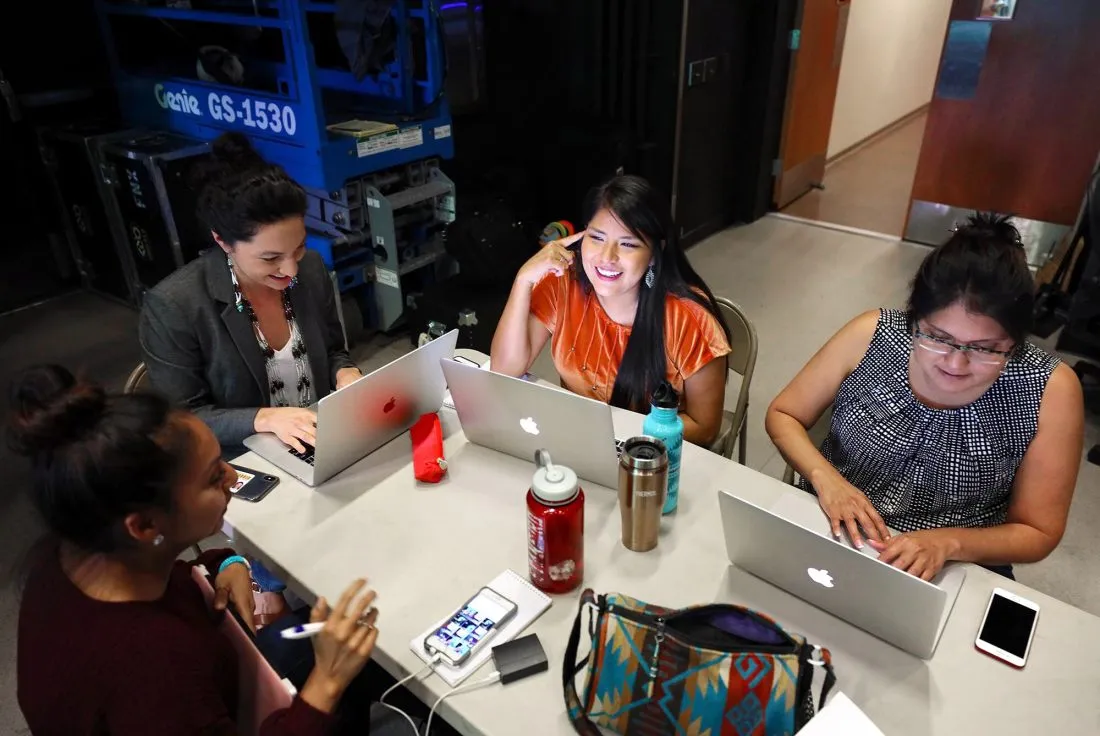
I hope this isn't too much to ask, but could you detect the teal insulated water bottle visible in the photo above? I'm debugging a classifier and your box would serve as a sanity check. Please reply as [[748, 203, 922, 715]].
[[643, 381, 683, 514]]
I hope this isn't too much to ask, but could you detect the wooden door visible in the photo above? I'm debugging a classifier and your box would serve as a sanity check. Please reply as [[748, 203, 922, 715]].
[[907, 0, 1100, 233], [773, 0, 851, 209]]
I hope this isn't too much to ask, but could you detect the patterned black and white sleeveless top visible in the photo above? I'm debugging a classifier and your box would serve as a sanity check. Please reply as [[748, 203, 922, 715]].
[[806, 309, 1060, 533]]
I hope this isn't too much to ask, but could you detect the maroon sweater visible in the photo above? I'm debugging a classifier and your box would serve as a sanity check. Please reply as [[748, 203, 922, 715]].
[[17, 545, 332, 735]]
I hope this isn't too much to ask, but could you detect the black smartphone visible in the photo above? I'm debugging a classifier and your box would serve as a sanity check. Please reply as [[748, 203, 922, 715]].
[[228, 464, 280, 502]]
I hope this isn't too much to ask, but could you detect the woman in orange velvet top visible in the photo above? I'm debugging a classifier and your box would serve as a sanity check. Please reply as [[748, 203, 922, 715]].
[[491, 175, 732, 446]]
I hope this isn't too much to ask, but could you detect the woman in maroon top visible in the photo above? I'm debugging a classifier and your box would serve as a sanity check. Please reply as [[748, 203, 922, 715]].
[[12, 365, 380, 735]]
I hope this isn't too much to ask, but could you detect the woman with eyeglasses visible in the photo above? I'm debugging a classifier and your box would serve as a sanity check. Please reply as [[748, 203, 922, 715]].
[[766, 213, 1083, 581]]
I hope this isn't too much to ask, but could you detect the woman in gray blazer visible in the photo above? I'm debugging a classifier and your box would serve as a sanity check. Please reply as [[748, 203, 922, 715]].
[[139, 134, 361, 452]]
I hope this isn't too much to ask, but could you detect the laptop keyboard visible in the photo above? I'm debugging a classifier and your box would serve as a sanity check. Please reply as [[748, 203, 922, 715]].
[[289, 444, 316, 466], [615, 438, 625, 457]]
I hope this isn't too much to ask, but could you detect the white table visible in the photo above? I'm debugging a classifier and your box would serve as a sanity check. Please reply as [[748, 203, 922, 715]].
[[224, 351, 1100, 735]]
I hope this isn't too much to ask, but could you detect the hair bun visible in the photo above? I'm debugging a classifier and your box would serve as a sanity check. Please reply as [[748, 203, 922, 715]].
[[210, 132, 264, 168], [963, 212, 1022, 248], [7, 365, 106, 456]]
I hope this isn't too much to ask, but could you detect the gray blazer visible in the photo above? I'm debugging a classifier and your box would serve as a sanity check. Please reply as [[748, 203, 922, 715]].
[[138, 249, 356, 447]]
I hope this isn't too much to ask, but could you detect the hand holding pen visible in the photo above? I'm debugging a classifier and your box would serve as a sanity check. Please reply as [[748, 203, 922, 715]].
[[294, 579, 380, 715]]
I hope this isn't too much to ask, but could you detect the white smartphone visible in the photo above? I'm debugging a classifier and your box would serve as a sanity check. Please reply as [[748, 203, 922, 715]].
[[424, 587, 518, 667], [975, 587, 1040, 668]]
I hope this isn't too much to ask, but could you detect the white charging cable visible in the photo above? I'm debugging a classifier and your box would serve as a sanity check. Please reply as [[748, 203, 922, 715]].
[[378, 655, 441, 734], [424, 670, 501, 736]]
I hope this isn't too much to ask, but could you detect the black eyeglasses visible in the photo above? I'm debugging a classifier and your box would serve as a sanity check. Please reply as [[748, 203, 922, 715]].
[[912, 329, 1013, 366]]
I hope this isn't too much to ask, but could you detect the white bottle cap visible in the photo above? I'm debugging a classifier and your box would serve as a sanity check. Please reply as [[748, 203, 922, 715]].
[[532, 450, 579, 504]]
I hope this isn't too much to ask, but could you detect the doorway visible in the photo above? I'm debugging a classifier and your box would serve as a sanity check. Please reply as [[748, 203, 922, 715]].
[[773, 0, 952, 237]]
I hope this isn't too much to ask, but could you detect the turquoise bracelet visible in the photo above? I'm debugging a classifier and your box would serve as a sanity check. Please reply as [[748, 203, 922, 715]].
[[217, 555, 251, 575]]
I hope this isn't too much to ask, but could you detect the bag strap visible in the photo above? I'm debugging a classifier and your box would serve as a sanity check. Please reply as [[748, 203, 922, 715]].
[[563, 590, 603, 736], [808, 645, 838, 712]]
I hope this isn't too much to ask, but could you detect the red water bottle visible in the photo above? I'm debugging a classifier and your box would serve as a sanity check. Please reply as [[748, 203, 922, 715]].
[[527, 450, 584, 594]]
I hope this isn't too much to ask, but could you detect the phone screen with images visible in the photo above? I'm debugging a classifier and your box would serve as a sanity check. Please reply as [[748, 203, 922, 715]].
[[980, 594, 1037, 657], [229, 469, 255, 494], [430, 591, 513, 662]]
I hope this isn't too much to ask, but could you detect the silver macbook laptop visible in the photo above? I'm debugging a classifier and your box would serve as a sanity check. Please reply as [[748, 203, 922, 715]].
[[440, 359, 622, 488], [718, 489, 965, 659], [243, 330, 458, 486]]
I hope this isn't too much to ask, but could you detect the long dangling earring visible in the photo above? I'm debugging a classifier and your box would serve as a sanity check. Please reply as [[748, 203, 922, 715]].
[[645, 264, 655, 288]]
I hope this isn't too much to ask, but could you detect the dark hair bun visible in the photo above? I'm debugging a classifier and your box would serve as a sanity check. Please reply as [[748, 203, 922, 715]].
[[961, 212, 1022, 248], [194, 132, 307, 246], [210, 131, 265, 169], [8, 365, 106, 456]]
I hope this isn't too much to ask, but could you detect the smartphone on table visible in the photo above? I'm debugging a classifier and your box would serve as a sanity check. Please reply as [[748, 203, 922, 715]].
[[228, 464, 280, 503], [424, 587, 518, 667], [975, 587, 1040, 668]]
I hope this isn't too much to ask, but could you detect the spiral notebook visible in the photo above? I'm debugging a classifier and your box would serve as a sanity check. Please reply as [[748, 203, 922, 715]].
[[409, 569, 553, 687]]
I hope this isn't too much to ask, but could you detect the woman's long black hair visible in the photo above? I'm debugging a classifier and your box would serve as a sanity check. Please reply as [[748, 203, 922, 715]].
[[574, 175, 730, 411]]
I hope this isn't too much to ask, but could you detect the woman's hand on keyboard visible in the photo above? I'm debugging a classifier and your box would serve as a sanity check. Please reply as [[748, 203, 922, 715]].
[[868, 530, 954, 581], [254, 407, 317, 453], [808, 468, 890, 549]]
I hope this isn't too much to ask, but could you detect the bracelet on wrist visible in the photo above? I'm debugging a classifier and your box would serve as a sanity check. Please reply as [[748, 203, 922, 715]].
[[218, 555, 251, 576]]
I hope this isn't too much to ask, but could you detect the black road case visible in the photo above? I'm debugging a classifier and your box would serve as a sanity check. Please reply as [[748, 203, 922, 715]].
[[37, 123, 141, 303], [97, 131, 213, 301]]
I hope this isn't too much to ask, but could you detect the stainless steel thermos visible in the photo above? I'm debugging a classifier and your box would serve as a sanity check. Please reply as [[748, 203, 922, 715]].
[[618, 436, 669, 552]]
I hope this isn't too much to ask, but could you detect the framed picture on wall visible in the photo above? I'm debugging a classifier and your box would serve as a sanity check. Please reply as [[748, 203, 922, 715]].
[[978, 0, 1017, 20]]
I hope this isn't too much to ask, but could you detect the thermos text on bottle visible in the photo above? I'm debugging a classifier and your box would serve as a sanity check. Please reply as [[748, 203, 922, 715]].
[[527, 450, 584, 593], [643, 381, 683, 514]]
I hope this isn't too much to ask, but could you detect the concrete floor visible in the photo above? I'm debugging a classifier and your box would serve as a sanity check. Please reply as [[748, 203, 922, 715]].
[[3, 215, 1100, 732]]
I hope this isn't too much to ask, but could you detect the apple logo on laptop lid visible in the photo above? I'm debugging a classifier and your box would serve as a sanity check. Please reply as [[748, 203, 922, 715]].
[[808, 568, 835, 588]]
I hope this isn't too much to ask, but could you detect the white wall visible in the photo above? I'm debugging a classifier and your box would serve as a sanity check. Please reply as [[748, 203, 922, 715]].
[[826, 0, 953, 159]]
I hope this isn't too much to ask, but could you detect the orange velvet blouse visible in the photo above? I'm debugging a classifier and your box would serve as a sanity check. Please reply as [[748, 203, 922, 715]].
[[530, 272, 731, 406]]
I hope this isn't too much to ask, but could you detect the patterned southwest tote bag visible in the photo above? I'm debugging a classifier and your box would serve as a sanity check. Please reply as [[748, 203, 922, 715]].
[[563, 590, 836, 735]]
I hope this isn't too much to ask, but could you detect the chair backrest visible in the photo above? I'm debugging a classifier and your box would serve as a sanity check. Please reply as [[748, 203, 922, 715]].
[[714, 297, 758, 422], [189, 567, 293, 735], [124, 363, 148, 394]]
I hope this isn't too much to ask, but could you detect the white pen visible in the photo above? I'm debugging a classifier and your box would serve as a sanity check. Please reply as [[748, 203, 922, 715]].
[[280, 618, 375, 640], [280, 622, 324, 640]]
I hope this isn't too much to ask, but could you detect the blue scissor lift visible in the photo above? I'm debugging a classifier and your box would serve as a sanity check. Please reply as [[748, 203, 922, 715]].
[[94, 0, 457, 331]]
